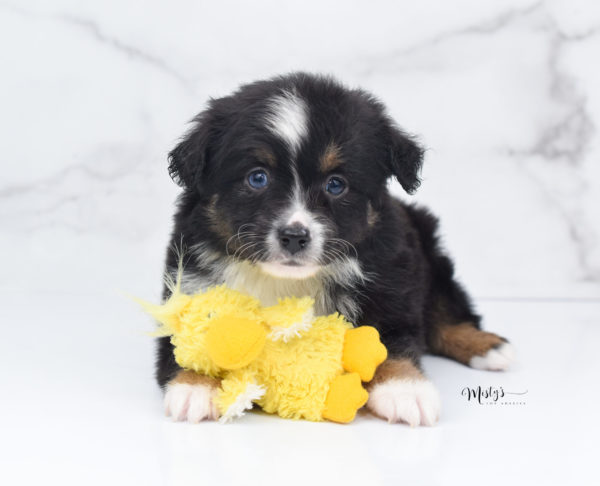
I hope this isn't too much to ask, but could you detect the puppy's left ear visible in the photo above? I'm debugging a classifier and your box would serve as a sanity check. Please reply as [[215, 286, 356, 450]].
[[387, 126, 424, 194]]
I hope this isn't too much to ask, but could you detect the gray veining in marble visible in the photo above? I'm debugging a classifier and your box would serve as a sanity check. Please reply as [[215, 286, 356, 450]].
[[1, 0, 598, 298]]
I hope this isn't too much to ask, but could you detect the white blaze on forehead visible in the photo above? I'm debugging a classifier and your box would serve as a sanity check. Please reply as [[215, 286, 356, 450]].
[[265, 90, 308, 156]]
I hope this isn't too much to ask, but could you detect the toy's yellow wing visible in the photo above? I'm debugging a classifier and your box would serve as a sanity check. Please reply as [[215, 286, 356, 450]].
[[205, 315, 267, 369]]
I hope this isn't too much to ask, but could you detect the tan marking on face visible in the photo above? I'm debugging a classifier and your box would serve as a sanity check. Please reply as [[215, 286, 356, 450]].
[[205, 194, 233, 241], [429, 323, 506, 365], [367, 358, 425, 388], [170, 369, 221, 388], [320, 143, 343, 172], [367, 202, 380, 227], [253, 147, 277, 167]]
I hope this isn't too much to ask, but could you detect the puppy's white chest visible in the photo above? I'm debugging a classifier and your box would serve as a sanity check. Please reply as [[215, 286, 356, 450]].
[[178, 255, 360, 320], [222, 261, 333, 315]]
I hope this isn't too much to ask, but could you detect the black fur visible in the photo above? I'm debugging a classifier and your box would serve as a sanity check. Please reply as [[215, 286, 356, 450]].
[[155, 72, 480, 388]]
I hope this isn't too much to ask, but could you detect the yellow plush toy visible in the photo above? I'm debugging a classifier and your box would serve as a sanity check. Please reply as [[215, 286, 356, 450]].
[[143, 283, 387, 423]]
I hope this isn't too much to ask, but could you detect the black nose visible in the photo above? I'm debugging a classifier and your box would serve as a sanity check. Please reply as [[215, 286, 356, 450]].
[[278, 225, 311, 255]]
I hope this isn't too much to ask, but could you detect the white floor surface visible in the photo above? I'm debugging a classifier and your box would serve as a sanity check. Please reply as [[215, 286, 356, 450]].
[[1, 292, 599, 486]]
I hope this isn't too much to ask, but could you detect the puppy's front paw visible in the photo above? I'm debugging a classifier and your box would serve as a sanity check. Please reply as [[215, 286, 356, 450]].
[[164, 383, 219, 423], [367, 379, 441, 426]]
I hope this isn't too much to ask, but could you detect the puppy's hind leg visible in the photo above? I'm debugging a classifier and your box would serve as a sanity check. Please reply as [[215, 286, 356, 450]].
[[428, 322, 516, 371], [424, 254, 515, 371]]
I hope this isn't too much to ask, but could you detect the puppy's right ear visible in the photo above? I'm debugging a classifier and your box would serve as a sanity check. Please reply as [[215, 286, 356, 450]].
[[168, 96, 234, 190], [168, 111, 213, 189]]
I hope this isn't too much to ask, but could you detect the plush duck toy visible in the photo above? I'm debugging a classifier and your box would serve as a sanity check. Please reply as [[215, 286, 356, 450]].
[[142, 283, 387, 423]]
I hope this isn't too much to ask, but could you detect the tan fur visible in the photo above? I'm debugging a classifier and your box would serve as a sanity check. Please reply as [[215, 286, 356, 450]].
[[319, 143, 343, 172], [205, 194, 233, 241], [170, 369, 221, 388], [429, 323, 505, 365], [253, 147, 277, 167], [368, 358, 424, 388]]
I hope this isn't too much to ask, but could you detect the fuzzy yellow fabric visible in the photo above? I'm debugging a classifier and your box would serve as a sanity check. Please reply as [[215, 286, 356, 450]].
[[148, 285, 262, 377], [143, 285, 387, 423], [254, 313, 351, 421], [262, 296, 314, 342], [214, 368, 265, 422]]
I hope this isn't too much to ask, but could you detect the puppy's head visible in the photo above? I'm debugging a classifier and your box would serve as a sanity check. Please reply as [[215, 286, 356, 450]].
[[169, 73, 423, 279]]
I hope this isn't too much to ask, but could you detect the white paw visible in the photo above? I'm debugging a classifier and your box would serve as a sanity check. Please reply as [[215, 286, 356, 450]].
[[164, 383, 219, 423], [469, 342, 516, 371], [367, 379, 441, 426]]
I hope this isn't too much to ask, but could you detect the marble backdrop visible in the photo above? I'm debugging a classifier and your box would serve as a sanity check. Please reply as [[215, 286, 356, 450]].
[[1, 0, 599, 300]]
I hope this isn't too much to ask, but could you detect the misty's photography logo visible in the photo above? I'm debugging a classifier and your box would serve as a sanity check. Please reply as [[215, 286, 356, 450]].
[[461, 386, 528, 406]]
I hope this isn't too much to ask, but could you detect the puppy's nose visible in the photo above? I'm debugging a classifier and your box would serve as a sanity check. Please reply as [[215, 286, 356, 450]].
[[278, 225, 311, 255]]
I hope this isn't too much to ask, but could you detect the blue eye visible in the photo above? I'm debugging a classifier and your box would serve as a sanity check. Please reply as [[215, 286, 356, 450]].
[[325, 176, 346, 196], [247, 169, 269, 189]]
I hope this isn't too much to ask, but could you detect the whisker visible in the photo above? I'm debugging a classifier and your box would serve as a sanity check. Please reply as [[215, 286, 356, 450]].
[[327, 237, 359, 259], [233, 240, 258, 260], [248, 248, 266, 263], [226, 222, 257, 256]]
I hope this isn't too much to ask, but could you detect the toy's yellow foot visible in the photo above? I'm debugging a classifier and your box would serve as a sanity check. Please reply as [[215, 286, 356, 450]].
[[342, 326, 388, 382], [205, 316, 267, 370], [322, 373, 369, 423]]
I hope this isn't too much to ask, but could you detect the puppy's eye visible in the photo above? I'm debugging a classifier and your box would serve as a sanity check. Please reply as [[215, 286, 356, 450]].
[[247, 169, 269, 190], [325, 176, 347, 196]]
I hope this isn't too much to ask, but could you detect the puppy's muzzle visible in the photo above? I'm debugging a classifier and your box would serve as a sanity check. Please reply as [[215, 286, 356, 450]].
[[278, 224, 311, 255]]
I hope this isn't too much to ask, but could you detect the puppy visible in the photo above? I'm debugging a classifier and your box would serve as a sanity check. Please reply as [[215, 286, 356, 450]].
[[156, 73, 515, 425]]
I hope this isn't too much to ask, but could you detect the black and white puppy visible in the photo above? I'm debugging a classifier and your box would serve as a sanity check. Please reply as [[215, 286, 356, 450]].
[[155, 73, 515, 426]]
